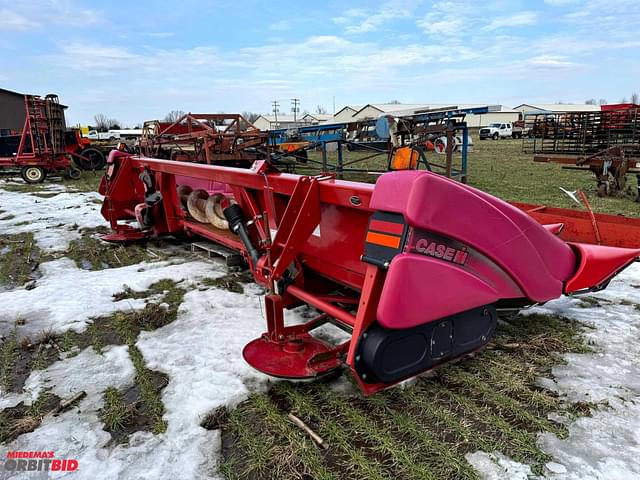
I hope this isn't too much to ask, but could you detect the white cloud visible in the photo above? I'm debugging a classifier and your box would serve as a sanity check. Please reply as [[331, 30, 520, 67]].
[[333, 8, 368, 25], [268, 20, 290, 31], [483, 11, 538, 31], [0, 1, 101, 29], [0, 9, 39, 30], [419, 17, 466, 36], [337, 0, 423, 34], [148, 32, 175, 38], [417, 1, 474, 36], [525, 54, 578, 69]]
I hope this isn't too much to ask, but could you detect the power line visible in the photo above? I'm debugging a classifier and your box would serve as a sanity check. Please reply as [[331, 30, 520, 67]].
[[272, 100, 280, 128], [291, 98, 300, 123]]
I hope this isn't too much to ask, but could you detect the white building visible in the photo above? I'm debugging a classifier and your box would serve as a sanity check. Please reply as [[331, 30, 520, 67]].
[[332, 105, 363, 122], [512, 103, 601, 115], [253, 113, 333, 131], [253, 114, 311, 131], [301, 113, 333, 124]]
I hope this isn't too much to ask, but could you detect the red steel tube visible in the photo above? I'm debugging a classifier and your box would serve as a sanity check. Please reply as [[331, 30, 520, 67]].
[[286, 284, 356, 327]]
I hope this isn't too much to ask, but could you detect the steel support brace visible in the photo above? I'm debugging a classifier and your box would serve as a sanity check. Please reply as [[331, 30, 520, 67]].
[[269, 176, 321, 280]]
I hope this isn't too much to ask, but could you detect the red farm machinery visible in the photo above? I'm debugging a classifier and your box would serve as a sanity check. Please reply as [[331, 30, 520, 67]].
[[524, 105, 640, 200], [99, 150, 640, 394], [0, 92, 104, 183], [138, 113, 270, 166]]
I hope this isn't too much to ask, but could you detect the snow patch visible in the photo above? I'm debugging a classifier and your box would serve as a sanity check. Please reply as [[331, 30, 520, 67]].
[[466, 451, 537, 479], [0, 258, 223, 339], [0, 183, 106, 252], [470, 264, 640, 479]]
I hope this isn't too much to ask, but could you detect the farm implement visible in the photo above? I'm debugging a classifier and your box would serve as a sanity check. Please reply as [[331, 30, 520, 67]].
[[0, 94, 103, 182], [99, 152, 640, 394], [138, 113, 270, 165], [524, 105, 640, 199], [0, 94, 73, 183]]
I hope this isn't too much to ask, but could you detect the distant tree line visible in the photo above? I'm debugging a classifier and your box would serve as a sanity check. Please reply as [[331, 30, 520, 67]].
[[584, 92, 639, 105], [93, 113, 121, 131]]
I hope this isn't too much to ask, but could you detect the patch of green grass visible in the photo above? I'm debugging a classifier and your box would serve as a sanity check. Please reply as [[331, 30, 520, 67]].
[[108, 282, 184, 436], [1, 183, 49, 193], [201, 271, 253, 294], [0, 232, 41, 287], [128, 345, 167, 434], [0, 169, 103, 193], [304, 139, 638, 217], [217, 311, 593, 479], [58, 330, 80, 357], [0, 328, 19, 391], [0, 324, 62, 394], [61, 170, 103, 193], [87, 321, 105, 355], [28, 390, 56, 417], [0, 214, 15, 221], [251, 395, 336, 480], [101, 386, 135, 432], [29, 345, 50, 372], [67, 228, 161, 270]]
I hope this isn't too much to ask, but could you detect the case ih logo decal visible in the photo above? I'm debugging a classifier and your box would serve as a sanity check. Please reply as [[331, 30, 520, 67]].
[[415, 239, 468, 265]]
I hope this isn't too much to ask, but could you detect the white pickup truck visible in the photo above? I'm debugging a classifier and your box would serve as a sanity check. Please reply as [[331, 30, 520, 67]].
[[87, 130, 121, 141], [479, 123, 513, 140]]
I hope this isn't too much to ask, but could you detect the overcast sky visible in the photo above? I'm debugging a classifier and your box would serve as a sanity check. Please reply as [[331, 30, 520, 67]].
[[1, 0, 638, 126]]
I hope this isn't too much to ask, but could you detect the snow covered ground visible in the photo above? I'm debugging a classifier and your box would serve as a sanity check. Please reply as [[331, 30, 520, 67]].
[[0, 183, 104, 252], [468, 264, 640, 480], [1, 179, 639, 480]]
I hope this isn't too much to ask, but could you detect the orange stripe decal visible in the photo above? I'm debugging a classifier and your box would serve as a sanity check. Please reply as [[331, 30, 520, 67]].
[[366, 231, 401, 249]]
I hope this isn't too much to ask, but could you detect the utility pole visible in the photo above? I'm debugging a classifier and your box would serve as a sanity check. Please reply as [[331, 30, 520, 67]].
[[272, 100, 280, 128], [291, 98, 300, 124]]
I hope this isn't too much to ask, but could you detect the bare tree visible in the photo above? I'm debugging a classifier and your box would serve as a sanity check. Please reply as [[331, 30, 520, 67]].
[[241, 111, 260, 123], [599, 98, 608, 105], [315, 105, 327, 114], [388, 99, 401, 104], [164, 110, 185, 123], [631, 92, 639, 104], [620, 97, 628, 104], [585, 99, 597, 105], [93, 114, 110, 132]]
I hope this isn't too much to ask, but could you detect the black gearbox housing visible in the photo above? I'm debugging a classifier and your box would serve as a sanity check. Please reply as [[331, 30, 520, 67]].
[[354, 305, 497, 384]]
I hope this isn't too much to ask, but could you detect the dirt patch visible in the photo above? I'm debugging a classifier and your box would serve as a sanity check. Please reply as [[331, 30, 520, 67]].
[[0, 392, 62, 444], [100, 368, 169, 445], [0, 233, 43, 288], [66, 227, 166, 271], [31, 192, 60, 199], [0, 327, 61, 394], [201, 271, 254, 294]]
